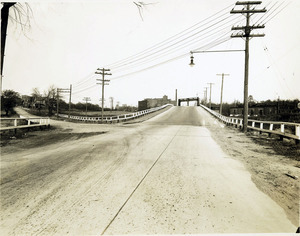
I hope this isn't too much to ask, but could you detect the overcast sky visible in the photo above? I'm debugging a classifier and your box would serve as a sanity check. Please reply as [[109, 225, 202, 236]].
[[2, 0, 300, 107]]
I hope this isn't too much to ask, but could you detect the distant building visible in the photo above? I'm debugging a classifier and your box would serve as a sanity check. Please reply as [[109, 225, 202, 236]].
[[229, 100, 300, 117], [21, 95, 46, 109], [138, 95, 176, 111], [21, 95, 33, 108]]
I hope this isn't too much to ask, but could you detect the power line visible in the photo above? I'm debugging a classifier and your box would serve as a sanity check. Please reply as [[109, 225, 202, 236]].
[[261, 1, 291, 25], [110, 36, 231, 81], [111, 15, 237, 71], [112, 15, 243, 73], [69, 1, 290, 93], [253, 1, 279, 25], [105, 3, 235, 69], [73, 73, 96, 88]]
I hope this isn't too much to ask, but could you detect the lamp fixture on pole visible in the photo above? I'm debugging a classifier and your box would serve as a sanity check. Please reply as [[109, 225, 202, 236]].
[[188, 50, 244, 67], [189, 52, 195, 67]]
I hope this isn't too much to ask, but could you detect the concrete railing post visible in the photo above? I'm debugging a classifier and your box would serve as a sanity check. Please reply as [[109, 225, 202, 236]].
[[259, 122, 264, 134], [280, 124, 285, 133], [295, 125, 300, 139]]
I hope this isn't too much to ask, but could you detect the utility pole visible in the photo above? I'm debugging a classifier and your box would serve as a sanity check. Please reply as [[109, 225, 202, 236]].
[[95, 68, 112, 123], [231, 1, 266, 132], [204, 87, 208, 105], [56, 88, 59, 118], [83, 97, 91, 117], [207, 83, 214, 109], [68, 84, 72, 120], [217, 73, 229, 115], [57, 86, 71, 119], [175, 89, 177, 106], [109, 97, 114, 110]]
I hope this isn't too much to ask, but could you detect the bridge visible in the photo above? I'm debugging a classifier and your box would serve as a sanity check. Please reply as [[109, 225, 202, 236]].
[[178, 97, 200, 106], [0, 105, 298, 234]]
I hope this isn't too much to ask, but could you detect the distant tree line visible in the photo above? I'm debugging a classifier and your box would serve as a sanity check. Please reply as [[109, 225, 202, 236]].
[[1, 87, 138, 117], [1, 90, 22, 116]]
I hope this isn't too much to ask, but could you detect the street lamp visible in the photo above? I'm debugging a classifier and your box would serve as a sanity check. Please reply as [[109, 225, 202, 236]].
[[189, 50, 245, 66], [188, 49, 244, 112], [189, 52, 195, 67]]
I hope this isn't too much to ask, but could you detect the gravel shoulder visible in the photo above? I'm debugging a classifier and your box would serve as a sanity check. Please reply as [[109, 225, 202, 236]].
[[204, 117, 300, 228]]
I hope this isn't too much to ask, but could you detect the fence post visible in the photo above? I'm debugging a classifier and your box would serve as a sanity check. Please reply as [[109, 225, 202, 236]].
[[259, 122, 264, 134], [280, 124, 285, 133], [295, 125, 300, 140]]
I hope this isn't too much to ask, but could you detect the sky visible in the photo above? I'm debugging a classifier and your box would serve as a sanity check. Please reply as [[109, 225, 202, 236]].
[[2, 0, 300, 107]]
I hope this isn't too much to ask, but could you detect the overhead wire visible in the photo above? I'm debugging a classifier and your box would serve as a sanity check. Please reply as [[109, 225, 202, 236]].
[[112, 27, 234, 74], [111, 14, 242, 73], [255, 1, 287, 25], [110, 14, 236, 70], [253, 1, 278, 25], [72, 1, 288, 95], [104, 3, 235, 69], [261, 1, 291, 25], [110, 35, 232, 81], [72, 72, 96, 88]]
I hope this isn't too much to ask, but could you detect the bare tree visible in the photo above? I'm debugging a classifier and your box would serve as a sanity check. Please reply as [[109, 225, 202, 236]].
[[1, 2, 33, 95], [133, 1, 157, 21], [43, 85, 57, 116], [31, 87, 42, 102]]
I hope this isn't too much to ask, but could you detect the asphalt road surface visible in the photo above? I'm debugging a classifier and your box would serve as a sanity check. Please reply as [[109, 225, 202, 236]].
[[0, 106, 296, 234]]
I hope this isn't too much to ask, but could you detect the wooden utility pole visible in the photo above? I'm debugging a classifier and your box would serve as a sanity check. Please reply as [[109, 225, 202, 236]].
[[68, 84, 72, 120], [56, 88, 59, 118], [204, 87, 208, 105], [109, 97, 114, 110], [95, 68, 112, 123], [207, 83, 214, 109], [231, 1, 266, 132], [57, 86, 72, 119], [83, 97, 91, 117], [217, 73, 229, 115]]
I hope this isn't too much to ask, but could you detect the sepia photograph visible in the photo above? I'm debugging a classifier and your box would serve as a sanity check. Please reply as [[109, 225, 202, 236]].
[[1, 0, 299, 234]]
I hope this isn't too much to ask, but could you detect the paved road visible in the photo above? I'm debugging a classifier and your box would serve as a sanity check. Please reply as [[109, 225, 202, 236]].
[[0, 106, 295, 234]]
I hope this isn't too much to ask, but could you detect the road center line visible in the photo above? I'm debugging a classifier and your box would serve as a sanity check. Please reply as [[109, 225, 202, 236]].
[[101, 126, 181, 235]]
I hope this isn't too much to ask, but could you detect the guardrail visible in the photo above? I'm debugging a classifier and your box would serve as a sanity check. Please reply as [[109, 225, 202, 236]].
[[200, 104, 300, 144], [0, 117, 50, 133], [58, 104, 173, 123]]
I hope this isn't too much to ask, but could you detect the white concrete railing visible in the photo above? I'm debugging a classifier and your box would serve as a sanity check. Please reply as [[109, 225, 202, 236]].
[[200, 104, 300, 143], [0, 117, 50, 131], [58, 104, 173, 123]]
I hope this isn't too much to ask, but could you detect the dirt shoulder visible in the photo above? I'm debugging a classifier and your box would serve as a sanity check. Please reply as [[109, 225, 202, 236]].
[[206, 120, 300, 228], [1, 106, 172, 154]]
